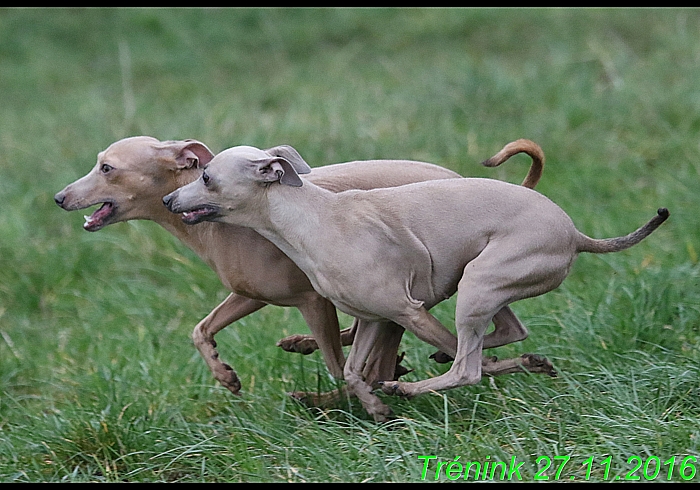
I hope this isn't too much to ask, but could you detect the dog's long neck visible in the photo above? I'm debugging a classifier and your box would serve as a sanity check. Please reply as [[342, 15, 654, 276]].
[[254, 179, 340, 277]]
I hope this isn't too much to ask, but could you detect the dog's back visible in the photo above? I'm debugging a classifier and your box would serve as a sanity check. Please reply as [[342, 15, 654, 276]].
[[306, 159, 460, 192], [311, 177, 578, 308]]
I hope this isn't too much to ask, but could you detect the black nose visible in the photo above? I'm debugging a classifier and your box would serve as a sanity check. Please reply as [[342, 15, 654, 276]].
[[54, 192, 65, 207], [162, 194, 172, 208]]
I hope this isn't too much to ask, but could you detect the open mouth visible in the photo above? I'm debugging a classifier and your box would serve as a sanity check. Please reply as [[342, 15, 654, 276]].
[[181, 206, 219, 225], [83, 202, 116, 232]]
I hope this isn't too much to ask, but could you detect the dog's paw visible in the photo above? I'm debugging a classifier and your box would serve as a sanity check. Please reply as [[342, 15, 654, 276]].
[[521, 353, 558, 377], [393, 352, 414, 380], [287, 390, 314, 406], [429, 350, 454, 364], [378, 380, 411, 398], [217, 363, 242, 394], [360, 394, 395, 423], [287, 388, 347, 408], [276, 334, 319, 355], [371, 405, 396, 424]]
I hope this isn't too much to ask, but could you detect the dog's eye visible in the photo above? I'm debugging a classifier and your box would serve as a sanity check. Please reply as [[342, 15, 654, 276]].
[[100, 164, 113, 174], [202, 171, 210, 185]]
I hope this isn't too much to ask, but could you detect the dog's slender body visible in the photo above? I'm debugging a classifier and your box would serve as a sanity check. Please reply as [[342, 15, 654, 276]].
[[54, 137, 551, 402], [163, 143, 668, 421]]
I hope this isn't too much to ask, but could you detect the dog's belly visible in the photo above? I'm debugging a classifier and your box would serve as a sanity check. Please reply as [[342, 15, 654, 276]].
[[301, 257, 420, 321]]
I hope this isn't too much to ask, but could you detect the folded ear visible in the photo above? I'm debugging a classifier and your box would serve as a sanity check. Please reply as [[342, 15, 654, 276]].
[[159, 139, 215, 169], [264, 145, 312, 175], [254, 157, 305, 187]]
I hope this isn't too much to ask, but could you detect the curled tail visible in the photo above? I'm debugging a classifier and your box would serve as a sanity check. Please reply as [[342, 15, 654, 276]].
[[480, 139, 545, 189], [576, 208, 670, 254]]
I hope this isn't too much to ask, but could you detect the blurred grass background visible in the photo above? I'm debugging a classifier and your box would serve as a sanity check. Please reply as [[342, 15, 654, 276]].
[[0, 7, 698, 482]]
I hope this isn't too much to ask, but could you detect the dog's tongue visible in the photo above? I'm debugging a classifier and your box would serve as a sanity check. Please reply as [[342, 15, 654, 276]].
[[83, 202, 113, 231]]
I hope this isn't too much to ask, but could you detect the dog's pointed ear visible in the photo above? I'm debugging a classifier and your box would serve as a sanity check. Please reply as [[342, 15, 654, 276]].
[[264, 145, 312, 175], [159, 139, 215, 169], [254, 157, 305, 187]]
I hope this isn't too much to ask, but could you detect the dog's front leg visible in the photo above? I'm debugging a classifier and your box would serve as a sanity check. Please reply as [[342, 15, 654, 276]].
[[295, 295, 346, 379], [289, 320, 409, 410], [344, 320, 396, 422], [192, 293, 266, 394], [362, 320, 407, 386]]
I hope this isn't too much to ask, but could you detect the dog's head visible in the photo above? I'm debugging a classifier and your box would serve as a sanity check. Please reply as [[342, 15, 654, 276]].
[[162, 144, 311, 226], [54, 136, 214, 231]]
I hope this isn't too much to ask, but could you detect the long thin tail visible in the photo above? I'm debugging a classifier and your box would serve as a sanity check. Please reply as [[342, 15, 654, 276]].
[[480, 139, 545, 189], [576, 208, 670, 254]]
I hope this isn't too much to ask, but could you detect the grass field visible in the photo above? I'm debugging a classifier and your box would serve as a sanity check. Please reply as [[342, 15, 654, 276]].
[[1, 7, 699, 482]]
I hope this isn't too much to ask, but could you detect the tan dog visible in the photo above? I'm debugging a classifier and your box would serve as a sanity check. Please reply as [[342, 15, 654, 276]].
[[54, 137, 552, 403], [163, 142, 668, 421]]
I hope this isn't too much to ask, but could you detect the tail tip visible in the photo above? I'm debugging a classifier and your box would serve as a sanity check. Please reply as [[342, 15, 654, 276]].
[[657, 207, 670, 220]]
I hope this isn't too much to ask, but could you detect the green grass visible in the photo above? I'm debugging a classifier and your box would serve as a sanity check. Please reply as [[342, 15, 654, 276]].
[[1, 7, 699, 482]]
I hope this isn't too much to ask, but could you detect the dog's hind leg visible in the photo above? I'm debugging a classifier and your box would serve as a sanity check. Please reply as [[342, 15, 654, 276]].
[[429, 305, 529, 363], [380, 296, 495, 397], [483, 305, 529, 349], [382, 245, 569, 398], [277, 322, 356, 355], [482, 353, 557, 377]]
